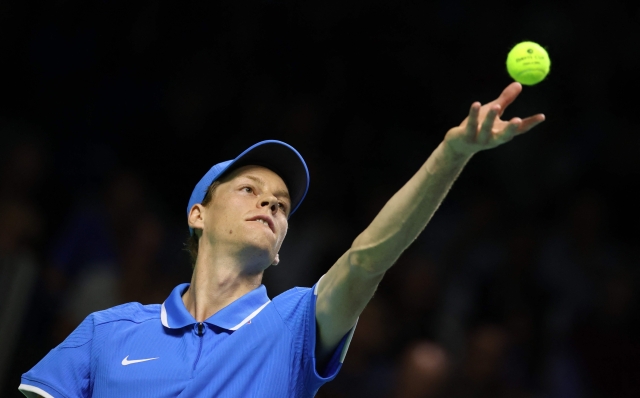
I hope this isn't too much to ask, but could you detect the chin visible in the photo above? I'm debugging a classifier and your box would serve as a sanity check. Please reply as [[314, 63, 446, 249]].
[[239, 241, 276, 262], [242, 257, 274, 275], [245, 232, 279, 251]]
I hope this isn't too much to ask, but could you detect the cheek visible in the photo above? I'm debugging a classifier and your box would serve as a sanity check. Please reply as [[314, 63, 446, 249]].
[[205, 206, 234, 235], [277, 223, 288, 245]]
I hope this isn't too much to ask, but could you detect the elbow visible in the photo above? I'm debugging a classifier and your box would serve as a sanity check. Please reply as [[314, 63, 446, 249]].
[[347, 245, 395, 276]]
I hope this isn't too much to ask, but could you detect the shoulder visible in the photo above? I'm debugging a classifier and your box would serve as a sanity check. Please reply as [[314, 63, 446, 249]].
[[270, 286, 315, 327], [59, 303, 159, 349], [91, 302, 161, 326], [58, 303, 160, 349], [272, 286, 313, 307]]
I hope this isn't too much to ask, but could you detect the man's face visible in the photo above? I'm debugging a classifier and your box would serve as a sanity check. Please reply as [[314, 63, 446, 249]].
[[199, 165, 290, 270]]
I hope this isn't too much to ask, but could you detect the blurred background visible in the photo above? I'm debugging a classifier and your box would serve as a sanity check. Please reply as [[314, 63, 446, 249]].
[[1, 0, 639, 397]]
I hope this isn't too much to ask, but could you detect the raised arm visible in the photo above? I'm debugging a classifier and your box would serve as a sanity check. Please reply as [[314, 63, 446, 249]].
[[315, 83, 545, 363]]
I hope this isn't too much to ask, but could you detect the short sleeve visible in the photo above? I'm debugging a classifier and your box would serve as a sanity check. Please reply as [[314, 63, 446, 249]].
[[272, 280, 356, 396], [19, 315, 94, 398]]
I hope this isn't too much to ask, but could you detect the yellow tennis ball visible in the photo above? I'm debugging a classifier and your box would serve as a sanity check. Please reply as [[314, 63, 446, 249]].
[[506, 41, 550, 85]]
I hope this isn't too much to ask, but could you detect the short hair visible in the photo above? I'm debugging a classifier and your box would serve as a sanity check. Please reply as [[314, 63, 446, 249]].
[[185, 180, 221, 269]]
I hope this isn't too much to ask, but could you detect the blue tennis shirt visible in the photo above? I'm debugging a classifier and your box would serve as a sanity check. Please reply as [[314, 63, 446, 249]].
[[19, 280, 354, 398]]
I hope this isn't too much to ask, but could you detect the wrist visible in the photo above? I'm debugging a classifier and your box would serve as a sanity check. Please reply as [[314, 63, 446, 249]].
[[439, 141, 474, 164], [425, 141, 472, 176]]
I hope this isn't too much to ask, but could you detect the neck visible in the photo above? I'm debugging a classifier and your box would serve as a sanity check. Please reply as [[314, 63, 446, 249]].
[[182, 246, 265, 322]]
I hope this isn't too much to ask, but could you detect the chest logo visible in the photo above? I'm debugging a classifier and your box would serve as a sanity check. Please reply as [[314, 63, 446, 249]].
[[121, 355, 159, 366]]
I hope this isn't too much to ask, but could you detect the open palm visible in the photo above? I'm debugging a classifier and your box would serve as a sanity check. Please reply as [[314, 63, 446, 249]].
[[444, 82, 546, 156]]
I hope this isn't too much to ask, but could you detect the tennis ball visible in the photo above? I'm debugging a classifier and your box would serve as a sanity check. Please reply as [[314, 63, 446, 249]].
[[506, 41, 550, 85]]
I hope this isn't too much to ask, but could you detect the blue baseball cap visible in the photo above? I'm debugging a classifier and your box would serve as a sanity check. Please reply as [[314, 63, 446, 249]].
[[186, 140, 309, 232]]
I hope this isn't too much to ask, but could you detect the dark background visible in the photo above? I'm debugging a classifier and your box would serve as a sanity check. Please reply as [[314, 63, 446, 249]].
[[1, 1, 639, 397]]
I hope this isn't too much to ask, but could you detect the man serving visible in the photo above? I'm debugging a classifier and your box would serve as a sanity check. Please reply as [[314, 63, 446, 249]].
[[19, 82, 544, 397]]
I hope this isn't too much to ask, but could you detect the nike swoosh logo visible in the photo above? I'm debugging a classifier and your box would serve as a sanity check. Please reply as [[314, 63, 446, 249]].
[[121, 355, 159, 366]]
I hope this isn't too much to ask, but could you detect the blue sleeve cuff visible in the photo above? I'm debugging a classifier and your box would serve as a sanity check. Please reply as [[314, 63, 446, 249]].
[[306, 278, 357, 386], [312, 323, 356, 380]]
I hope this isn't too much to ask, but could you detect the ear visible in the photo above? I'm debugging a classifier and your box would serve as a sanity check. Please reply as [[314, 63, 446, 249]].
[[188, 204, 206, 232], [272, 253, 280, 266]]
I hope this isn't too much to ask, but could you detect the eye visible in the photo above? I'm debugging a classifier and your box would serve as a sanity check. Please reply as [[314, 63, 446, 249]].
[[278, 202, 288, 213], [243, 186, 253, 193]]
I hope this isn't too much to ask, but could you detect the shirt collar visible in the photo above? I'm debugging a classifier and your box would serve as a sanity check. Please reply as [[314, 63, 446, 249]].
[[161, 283, 271, 331]]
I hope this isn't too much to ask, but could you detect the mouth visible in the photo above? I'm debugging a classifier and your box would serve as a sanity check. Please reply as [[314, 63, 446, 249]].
[[247, 215, 275, 234]]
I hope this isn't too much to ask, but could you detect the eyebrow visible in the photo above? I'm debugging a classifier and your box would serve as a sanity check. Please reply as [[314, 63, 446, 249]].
[[244, 175, 291, 202]]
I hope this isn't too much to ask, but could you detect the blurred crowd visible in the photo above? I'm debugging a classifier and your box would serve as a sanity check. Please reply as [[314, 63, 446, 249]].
[[1, 1, 640, 397]]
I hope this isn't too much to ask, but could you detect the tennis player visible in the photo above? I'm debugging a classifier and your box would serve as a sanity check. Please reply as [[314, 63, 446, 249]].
[[19, 82, 544, 397]]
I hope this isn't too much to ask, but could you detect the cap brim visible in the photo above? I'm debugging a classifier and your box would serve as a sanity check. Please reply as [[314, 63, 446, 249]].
[[214, 140, 309, 217]]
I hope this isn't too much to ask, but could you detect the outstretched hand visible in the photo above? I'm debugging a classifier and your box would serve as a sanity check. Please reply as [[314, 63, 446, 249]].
[[444, 82, 545, 157]]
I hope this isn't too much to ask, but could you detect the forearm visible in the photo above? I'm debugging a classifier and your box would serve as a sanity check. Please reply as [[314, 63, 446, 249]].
[[317, 84, 543, 364], [349, 141, 472, 273]]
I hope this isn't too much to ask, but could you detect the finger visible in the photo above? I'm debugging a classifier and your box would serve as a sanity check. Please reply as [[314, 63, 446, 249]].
[[498, 117, 522, 143], [493, 82, 522, 115], [465, 102, 481, 139], [477, 104, 500, 143], [515, 113, 546, 134]]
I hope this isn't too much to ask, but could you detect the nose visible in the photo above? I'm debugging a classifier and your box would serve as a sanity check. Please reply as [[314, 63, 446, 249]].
[[260, 195, 278, 214]]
